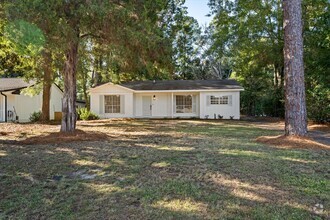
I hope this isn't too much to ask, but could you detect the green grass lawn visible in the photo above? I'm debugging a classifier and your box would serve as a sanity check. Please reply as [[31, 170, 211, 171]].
[[0, 120, 329, 219]]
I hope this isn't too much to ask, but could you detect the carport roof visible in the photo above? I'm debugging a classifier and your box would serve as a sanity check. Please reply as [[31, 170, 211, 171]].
[[0, 78, 35, 92]]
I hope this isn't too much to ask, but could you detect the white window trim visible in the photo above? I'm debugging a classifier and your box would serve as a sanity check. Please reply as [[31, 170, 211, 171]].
[[175, 95, 196, 114], [210, 95, 232, 105], [104, 95, 121, 114]]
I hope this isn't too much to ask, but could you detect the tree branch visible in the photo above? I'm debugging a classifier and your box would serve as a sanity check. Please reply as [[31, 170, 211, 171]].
[[79, 33, 100, 39]]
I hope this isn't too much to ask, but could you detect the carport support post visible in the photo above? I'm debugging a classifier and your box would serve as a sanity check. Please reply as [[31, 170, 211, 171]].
[[0, 92, 7, 122], [171, 92, 174, 118]]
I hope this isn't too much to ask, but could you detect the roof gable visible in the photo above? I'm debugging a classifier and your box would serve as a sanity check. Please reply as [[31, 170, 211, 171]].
[[89, 82, 134, 93]]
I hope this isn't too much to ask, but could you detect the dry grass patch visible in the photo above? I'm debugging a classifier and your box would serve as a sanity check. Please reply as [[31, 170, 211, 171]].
[[0, 119, 329, 219], [21, 129, 109, 145], [309, 124, 330, 132], [0, 129, 108, 145], [256, 135, 329, 150]]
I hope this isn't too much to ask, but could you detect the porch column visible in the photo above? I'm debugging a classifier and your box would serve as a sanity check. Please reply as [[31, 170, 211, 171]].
[[171, 92, 174, 118]]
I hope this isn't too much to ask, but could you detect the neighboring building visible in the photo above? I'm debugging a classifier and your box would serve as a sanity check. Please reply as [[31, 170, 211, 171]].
[[76, 100, 87, 109], [90, 80, 244, 119], [0, 78, 63, 122]]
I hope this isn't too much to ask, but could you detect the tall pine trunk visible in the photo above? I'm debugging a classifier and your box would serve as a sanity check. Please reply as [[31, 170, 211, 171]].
[[283, 0, 307, 136], [61, 41, 79, 132], [41, 50, 52, 121]]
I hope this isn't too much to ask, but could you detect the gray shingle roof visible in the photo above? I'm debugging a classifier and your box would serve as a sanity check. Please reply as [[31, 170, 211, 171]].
[[120, 79, 243, 91], [0, 78, 35, 92]]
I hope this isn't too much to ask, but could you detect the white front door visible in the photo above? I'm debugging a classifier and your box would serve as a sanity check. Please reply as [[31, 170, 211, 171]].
[[142, 96, 152, 117], [0, 95, 3, 121]]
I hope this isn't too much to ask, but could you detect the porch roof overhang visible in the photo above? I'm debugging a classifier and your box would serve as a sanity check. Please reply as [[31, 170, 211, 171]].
[[91, 79, 244, 93], [132, 89, 244, 93]]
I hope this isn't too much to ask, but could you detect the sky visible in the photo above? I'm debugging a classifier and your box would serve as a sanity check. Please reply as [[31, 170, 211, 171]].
[[184, 0, 213, 26]]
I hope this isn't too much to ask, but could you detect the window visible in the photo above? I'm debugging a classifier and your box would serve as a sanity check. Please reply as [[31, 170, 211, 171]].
[[104, 95, 120, 113], [210, 96, 231, 105], [210, 96, 219, 105], [176, 95, 193, 113]]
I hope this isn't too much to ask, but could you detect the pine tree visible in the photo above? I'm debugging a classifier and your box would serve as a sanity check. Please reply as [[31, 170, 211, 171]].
[[283, 0, 308, 136]]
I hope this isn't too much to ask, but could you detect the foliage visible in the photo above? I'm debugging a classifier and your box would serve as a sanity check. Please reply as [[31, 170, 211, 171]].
[[77, 108, 99, 121], [4, 20, 45, 56], [208, 0, 329, 120], [4, 0, 179, 131], [306, 85, 330, 123], [303, 0, 330, 122], [29, 111, 41, 122], [0, 17, 37, 77]]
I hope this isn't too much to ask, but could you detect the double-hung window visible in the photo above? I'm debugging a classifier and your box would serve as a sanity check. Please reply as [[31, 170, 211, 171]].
[[104, 95, 121, 113], [176, 95, 194, 113]]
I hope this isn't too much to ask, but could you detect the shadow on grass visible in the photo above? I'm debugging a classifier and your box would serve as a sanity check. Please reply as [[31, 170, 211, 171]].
[[0, 129, 110, 145], [0, 120, 328, 219]]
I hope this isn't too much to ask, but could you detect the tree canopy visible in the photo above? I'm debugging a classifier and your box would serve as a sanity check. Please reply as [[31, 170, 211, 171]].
[[1, 0, 328, 129]]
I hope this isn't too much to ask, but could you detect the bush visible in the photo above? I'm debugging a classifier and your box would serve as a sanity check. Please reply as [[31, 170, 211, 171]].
[[77, 108, 99, 120], [29, 111, 42, 122], [307, 86, 330, 123]]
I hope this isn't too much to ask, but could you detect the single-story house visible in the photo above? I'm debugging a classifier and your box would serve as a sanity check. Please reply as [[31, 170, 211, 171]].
[[0, 78, 63, 122], [90, 79, 244, 119]]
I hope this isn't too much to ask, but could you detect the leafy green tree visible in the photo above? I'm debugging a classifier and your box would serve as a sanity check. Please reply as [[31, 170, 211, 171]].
[[0, 19, 37, 77], [303, 0, 330, 122], [208, 0, 285, 116], [208, 0, 329, 121], [5, 0, 174, 131]]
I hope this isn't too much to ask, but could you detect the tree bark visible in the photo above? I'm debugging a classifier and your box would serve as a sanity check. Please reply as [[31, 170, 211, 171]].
[[40, 50, 52, 121], [61, 40, 79, 132], [283, 0, 307, 136]]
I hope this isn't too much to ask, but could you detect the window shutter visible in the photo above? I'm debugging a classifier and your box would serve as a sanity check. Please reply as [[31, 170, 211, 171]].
[[228, 95, 233, 106], [120, 95, 125, 114], [192, 95, 196, 113], [206, 95, 211, 106], [99, 95, 104, 114]]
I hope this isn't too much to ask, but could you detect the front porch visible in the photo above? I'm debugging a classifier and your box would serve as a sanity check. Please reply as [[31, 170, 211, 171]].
[[134, 92, 200, 118]]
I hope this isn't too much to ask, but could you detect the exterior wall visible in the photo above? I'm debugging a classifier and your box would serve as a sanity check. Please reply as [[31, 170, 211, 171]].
[[200, 91, 240, 119], [134, 92, 200, 118], [49, 85, 63, 120], [134, 93, 171, 118], [1, 84, 63, 122], [90, 83, 134, 118], [76, 102, 86, 109], [0, 95, 4, 121], [89, 83, 241, 119], [14, 92, 42, 122]]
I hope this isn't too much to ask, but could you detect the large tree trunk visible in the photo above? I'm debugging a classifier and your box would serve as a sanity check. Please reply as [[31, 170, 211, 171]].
[[61, 41, 79, 132], [40, 50, 52, 121], [283, 0, 307, 136]]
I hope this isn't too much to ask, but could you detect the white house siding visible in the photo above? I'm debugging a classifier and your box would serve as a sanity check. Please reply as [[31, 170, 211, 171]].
[[49, 85, 63, 120], [134, 93, 171, 118], [89, 83, 242, 119], [15, 93, 42, 122], [90, 83, 134, 118], [0, 95, 4, 121], [1, 84, 62, 122], [200, 91, 240, 119]]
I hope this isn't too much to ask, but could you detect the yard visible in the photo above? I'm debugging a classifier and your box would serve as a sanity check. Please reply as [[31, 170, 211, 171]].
[[0, 119, 329, 219]]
